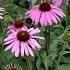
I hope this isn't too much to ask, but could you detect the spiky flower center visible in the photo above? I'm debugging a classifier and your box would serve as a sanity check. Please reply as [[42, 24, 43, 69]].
[[8, 67, 17, 70], [39, 2, 51, 12], [14, 20, 24, 28], [17, 31, 30, 41]]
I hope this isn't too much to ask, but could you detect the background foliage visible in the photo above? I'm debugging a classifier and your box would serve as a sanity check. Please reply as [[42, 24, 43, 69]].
[[0, 0, 70, 70]]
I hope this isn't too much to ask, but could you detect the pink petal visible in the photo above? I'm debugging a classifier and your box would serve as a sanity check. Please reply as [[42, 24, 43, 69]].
[[4, 39, 15, 45], [0, 16, 3, 19], [21, 42, 24, 56], [28, 40, 36, 49], [51, 9, 65, 17], [29, 28, 40, 35], [29, 10, 39, 22], [28, 28, 34, 32], [44, 13, 48, 26], [0, 9, 4, 11], [30, 39, 41, 49], [51, 12, 61, 21], [46, 12, 53, 25], [0, 13, 3, 15], [40, 12, 45, 26], [49, 12, 58, 23], [23, 25, 28, 30], [15, 45, 20, 57], [11, 40, 20, 53], [34, 10, 41, 25], [51, 4, 61, 9], [51, 4, 65, 16], [8, 29, 16, 33], [26, 43, 34, 56], [5, 41, 15, 51], [7, 26, 13, 30], [30, 36, 44, 39], [4, 34, 16, 42], [23, 42, 29, 56]]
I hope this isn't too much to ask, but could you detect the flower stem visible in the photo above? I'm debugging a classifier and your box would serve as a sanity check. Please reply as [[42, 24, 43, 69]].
[[44, 26, 51, 56], [26, 57, 32, 70]]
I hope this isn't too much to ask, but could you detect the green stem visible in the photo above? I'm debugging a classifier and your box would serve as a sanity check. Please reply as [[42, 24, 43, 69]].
[[27, 57, 32, 70], [44, 26, 51, 56]]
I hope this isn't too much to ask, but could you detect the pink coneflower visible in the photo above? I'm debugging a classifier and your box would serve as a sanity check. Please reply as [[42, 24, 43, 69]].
[[26, 2, 65, 26], [4, 27, 44, 57], [8, 20, 28, 32], [0, 7, 4, 19]]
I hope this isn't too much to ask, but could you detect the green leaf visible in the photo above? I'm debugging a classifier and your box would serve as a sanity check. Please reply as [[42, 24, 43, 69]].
[[36, 56, 42, 70], [58, 64, 70, 70]]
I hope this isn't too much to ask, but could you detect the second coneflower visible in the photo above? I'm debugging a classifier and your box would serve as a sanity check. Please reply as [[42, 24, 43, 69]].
[[4, 27, 44, 57], [7, 20, 28, 32], [26, 2, 65, 26]]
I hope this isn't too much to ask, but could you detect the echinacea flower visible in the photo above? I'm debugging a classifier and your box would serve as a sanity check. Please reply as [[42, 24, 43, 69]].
[[26, 2, 65, 26], [8, 20, 28, 32], [4, 63, 22, 70], [4, 27, 44, 57], [0, 7, 4, 19]]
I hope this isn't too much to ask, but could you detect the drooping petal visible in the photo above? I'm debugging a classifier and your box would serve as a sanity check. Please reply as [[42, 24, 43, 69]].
[[11, 40, 20, 53], [29, 28, 40, 35], [30, 38, 41, 49], [40, 12, 45, 26], [28, 10, 39, 21], [34, 10, 41, 25], [15, 45, 20, 57], [44, 13, 48, 26], [26, 43, 34, 56], [21, 42, 24, 56], [51, 9, 65, 17], [4, 34, 16, 42], [28, 40, 36, 49], [46, 12, 53, 25], [23, 42, 29, 56], [51, 12, 61, 21], [49, 12, 58, 23], [5, 41, 16, 51]]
